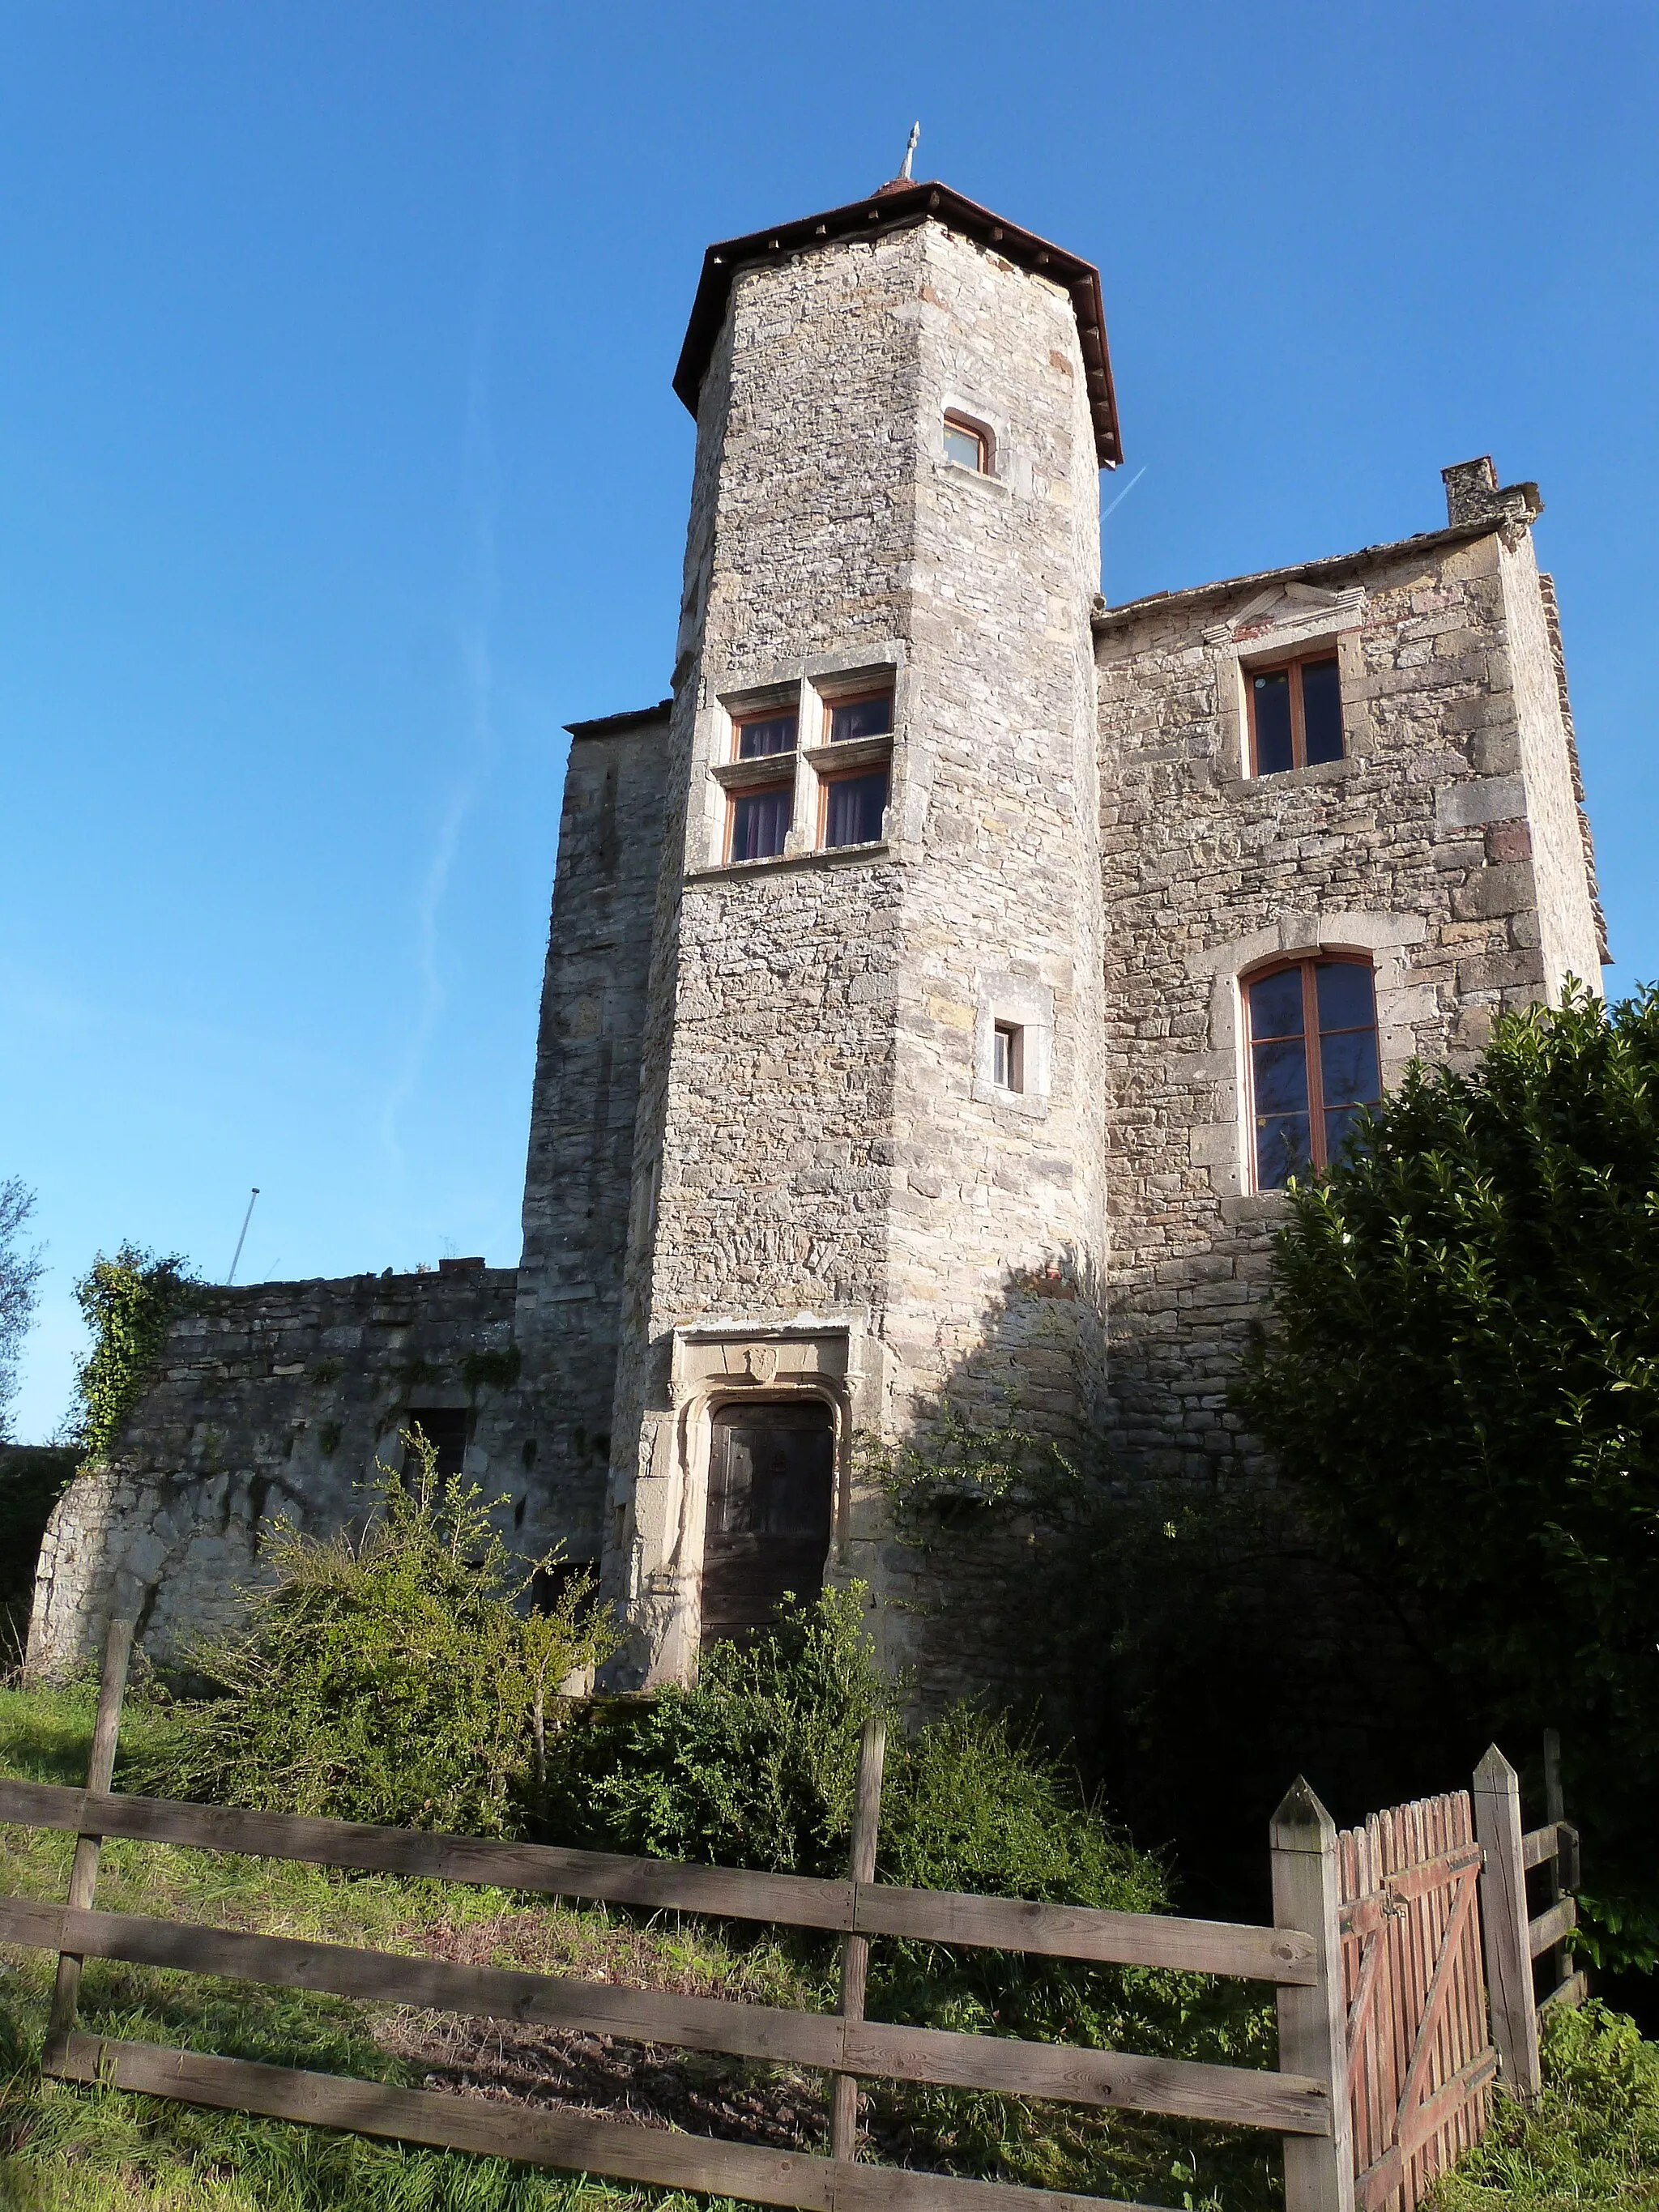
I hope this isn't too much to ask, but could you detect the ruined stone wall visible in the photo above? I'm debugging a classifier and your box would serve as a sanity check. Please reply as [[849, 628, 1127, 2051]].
[[1094, 497, 1606, 1480], [28, 1266, 517, 1674], [507, 710, 670, 1566], [604, 214, 1106, 1689]]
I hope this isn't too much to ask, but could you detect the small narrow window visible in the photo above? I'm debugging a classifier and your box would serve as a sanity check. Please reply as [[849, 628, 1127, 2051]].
[[406, 1408, 469, 1479], [735, 708, 798, 761], [1248, 654, 1345, 774], [728, 783, 791, 863], [1245, 957, 1380, 1189], [992, 1022, 1023, 1092], [826, 690, 893, 744], [821, 769, 888, 850], [944, 412, 990, 473]]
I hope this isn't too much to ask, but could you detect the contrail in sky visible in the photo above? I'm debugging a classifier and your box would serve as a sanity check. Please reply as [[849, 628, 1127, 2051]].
[[380, 13, 546, 1179]]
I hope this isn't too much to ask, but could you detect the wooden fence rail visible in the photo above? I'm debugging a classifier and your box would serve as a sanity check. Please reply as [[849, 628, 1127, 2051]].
[[0, 1630, 1343, 2212], [0, 1630, 1587, 2212]]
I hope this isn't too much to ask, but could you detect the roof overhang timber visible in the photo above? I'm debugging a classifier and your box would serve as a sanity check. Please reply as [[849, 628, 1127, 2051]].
[[672, 181, 1122, 470]]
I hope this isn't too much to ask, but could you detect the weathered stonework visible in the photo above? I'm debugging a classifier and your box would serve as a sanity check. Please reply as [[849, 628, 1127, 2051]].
[[603, 207, 1106, 1686], [30, 178, 1606, 1705], [29, 1267, 517, 1673], [1093, 481, 1602, 1480]]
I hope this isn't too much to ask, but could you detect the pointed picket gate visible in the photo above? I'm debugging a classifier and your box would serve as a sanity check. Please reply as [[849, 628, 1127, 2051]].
[[1336, 1792, 1498, 2212]]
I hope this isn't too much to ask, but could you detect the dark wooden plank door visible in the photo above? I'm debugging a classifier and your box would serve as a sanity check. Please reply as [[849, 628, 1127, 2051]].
[[701, 1400, 834, 1651]]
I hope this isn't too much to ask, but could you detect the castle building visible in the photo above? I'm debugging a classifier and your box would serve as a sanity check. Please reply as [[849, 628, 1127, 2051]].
[[29, 173, 1606, 1689]]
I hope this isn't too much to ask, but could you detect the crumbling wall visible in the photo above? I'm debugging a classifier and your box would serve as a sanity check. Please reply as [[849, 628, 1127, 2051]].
[[28, 1264, 518, 1676]]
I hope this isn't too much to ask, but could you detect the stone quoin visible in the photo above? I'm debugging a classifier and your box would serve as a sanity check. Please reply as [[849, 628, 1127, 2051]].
[[29, 176, 1605, 1690]]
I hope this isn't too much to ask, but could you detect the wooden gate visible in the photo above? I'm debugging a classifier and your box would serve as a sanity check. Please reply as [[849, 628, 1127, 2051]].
[[1337, 1792, 1498, 2212]]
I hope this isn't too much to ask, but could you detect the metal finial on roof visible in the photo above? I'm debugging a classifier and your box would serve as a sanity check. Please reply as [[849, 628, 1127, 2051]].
[[899, 121, 919, 180]]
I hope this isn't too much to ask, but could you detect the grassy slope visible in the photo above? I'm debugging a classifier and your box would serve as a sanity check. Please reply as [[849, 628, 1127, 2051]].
[[0, 1685, 1269, 2212], [4, 1686, 1653, 2212], [0, 1683, 774, 2212]]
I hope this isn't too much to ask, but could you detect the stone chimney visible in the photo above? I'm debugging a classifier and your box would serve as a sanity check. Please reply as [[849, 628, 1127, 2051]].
[[1443, 455, 1543, 530]]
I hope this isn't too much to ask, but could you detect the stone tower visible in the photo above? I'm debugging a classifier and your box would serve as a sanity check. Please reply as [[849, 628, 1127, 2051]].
[[585, 179, 1121, 1683]]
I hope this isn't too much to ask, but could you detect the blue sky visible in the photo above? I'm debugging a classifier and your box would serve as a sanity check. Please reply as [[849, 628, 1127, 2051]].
[[2, 2, 1655, 1440]]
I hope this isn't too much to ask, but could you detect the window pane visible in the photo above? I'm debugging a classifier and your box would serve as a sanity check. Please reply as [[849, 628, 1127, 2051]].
[[1252, 669, 1294, 774], [1249, 966, 1306, 1041], [1320, 1027, 1380, 1108], [1324, 1103, 1371, 1166], [1253, 1037, 1311, 1116], [1300, 658, 1344, 765], [1256, 1113, 1311, 1191], [823, 771, 889, 848], [1316, 960, 1375, 1034], [829, 694, 893, 743], [730, 785, 791, 862], [737, 712, 797, 759], [944, 420, 983, 470]]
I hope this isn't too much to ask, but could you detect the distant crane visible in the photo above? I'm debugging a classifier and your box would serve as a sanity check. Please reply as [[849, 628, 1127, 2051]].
[[226, 1188, 260, 1285]]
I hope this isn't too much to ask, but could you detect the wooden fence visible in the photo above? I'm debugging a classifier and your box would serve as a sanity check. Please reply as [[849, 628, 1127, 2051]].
[[0, 1627, 1584, 2212]]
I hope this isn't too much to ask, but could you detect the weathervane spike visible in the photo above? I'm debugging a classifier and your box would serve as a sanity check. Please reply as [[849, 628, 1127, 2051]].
[[899, 121, 919, 181]]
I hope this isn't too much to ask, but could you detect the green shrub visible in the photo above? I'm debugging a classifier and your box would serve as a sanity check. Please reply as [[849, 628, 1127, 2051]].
[[542, 1586, 1265, 2052], [1235, 985, 1659, 1968], [133, 1438, 616, 1835], [544, 1582, 896, 1873], [1433, 2001, 1659, 2211]]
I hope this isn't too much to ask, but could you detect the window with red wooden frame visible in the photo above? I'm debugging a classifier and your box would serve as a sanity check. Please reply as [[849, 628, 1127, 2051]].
[[1247, 651, 1345, 776], [727, 783, 792, 863], [1244, 956, 1380, 1190]]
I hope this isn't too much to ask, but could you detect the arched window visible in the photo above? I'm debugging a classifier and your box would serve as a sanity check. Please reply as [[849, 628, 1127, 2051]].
[[1244, 956, 1380, 1189]]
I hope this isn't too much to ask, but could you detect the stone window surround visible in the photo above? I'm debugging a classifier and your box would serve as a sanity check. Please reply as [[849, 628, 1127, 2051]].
[[631, 1322, 873, 1680], [693, 641, 911, 874], [972, 971, 1055, 1118], [1184, 910, 1428, 1213], [1205, 582, 1368, 784], [938, 393, 1003, 484]]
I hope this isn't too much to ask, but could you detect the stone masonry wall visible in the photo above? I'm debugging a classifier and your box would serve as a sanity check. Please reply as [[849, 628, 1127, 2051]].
[[29, 1266, 517, 1674], [508, 709, 670, 1566], [1094, 488, 1604, 1481]]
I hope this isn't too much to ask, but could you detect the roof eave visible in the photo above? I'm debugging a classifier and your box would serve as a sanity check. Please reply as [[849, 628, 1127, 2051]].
[[673, 181, 1122, 470], [1093, 520, 1501, 633]]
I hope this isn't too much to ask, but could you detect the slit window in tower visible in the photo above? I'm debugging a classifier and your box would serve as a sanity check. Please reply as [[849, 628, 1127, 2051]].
[[1244, 956, 1380, 1190], [727, 783, 792, 863], [992, 1022, 1023, 1092], [826, 690, 893, 744], [821, 770, 889, 850], [944, 412, 991, 473], [735, 708, 798, 760], [1248, 653, 1346, 775]]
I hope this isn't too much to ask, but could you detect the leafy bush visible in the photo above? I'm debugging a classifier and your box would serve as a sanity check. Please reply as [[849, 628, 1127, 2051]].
[[544, 1585, 1275, 2206], [1236, 986, 1659, 1969], [134, 1438, 616, 1835], [1433, 2001, 1659, 2212], [544, 1581, 896, 1873]]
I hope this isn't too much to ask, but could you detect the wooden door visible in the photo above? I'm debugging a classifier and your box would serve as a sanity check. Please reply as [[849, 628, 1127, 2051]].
[[701, 1400, 834, 1651]]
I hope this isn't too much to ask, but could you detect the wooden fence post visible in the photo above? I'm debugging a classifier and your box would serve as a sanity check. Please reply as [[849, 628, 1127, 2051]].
[[830, 1715, 886, 2163], [1472, 1745, 1541, 2099], [1542, 1728, 1576, 1999], [1270, 1777, 1354, 2212], [44, 1617, 134, 2065]]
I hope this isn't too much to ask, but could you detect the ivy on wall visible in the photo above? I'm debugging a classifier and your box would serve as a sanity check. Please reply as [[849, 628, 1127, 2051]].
[[73, 1245, 196, 1457]]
